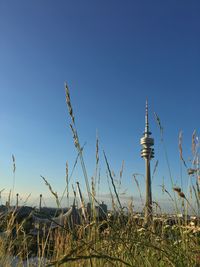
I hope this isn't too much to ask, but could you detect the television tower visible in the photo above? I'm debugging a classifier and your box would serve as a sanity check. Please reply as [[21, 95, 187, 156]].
[[140, 100, 154, 224]]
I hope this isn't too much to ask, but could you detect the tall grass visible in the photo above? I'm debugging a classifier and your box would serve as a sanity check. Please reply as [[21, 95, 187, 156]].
[[0, 84, 199, 266]]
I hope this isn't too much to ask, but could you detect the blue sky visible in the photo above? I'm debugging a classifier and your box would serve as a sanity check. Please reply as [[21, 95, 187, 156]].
[[0, 1, 199, 209]]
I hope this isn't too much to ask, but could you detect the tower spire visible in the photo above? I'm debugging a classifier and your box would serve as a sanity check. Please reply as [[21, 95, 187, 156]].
[[145, 99, 149, 135], [145, 99, 152, 137], [140, 100, 154, 225]]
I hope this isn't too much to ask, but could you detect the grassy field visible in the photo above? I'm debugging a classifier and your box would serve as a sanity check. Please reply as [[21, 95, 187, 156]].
[[0, 85, 199, 267]]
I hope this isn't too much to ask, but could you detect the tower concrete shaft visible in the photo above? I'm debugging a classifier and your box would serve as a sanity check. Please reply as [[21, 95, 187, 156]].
[[140, 100, 154, 224]]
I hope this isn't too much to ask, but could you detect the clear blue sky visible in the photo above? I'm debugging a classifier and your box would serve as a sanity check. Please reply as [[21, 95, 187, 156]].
[[0, 1, 199, 208]]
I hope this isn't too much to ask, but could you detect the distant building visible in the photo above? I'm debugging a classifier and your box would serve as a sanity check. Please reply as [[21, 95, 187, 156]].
[[87, 202, 107, 220], [96, 202, 107, 220]]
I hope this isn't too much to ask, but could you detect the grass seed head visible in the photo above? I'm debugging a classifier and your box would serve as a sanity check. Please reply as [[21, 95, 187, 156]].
[[173, 187, 181, 193], [178, 192, 186, 199]]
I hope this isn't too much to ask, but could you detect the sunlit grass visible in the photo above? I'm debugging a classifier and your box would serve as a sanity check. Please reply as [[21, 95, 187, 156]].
[[0, 84, 199, 266]]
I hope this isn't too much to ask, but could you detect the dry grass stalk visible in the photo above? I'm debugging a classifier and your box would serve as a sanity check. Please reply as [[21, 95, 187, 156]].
[[70, 124, 79, 148], [11, 154, 16, 202], [152, 201, 162, 213], [60, 150, 84, 205], [69, 145, 85, 183], [95, 134, 99, 167], [48, 254, 132, 267], [192, 185, 199, 208], [41, 175, 59, 207], [12, 154, 16, 173], [192, 130, 197, 156], [66, 161, 69, 200], [133, 174, 143, 205], [72, 184, 76, 198], [178, 131, 187, 168], [104, 151, 122, 210], [154, 112, 163, 140], [65, 83, 91, 203], [152, 160, 158, 181], [119, 160, 124, 186], [191, 130, 200, 166], [160, 183, 174, 202], [65, 82, 75, 124], [91, 177, 96, 220], [106, 172, 116, 211], [196, 181, 200, 200], [94, 133, 99, 189], [91, 177, 95, 200]]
